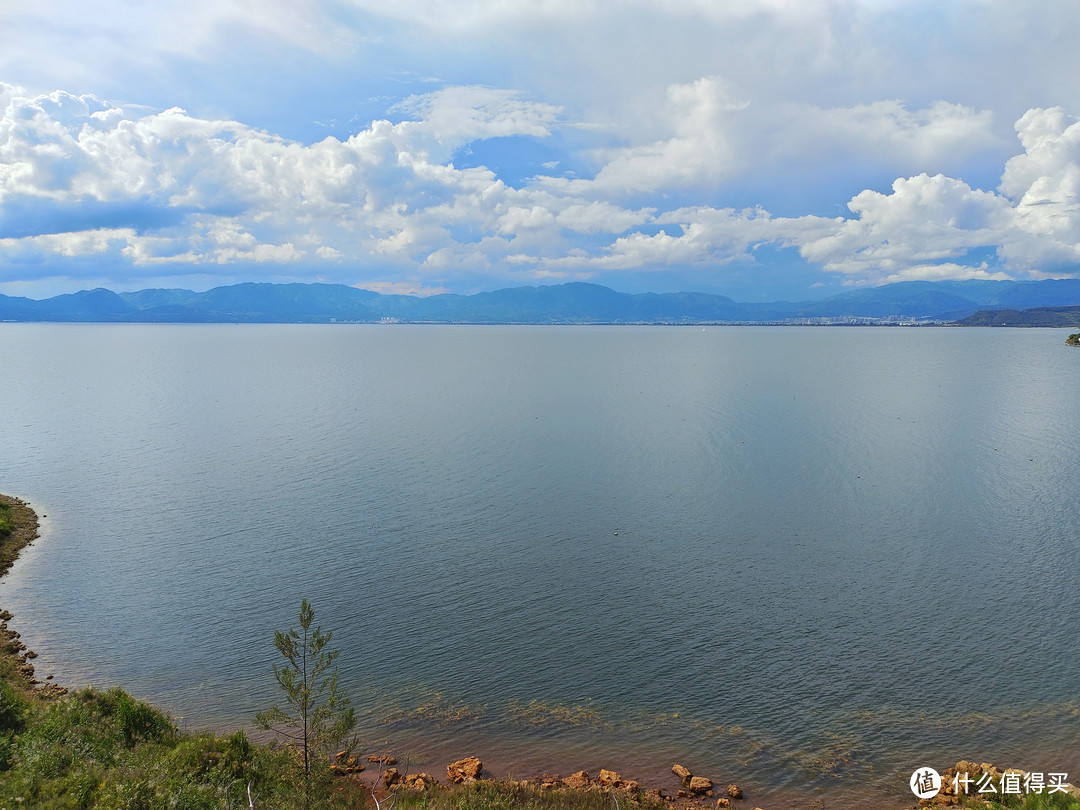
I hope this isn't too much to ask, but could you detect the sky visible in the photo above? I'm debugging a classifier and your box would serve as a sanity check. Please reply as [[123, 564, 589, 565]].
[[2, 1, 1080, 301]]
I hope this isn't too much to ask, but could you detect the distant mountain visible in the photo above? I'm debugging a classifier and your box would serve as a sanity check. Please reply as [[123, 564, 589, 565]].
[[4, 279, 1080, 324], [954, 305, 1080, 327]]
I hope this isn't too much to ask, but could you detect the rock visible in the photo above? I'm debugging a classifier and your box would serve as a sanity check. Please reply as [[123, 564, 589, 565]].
[[381, 768, 402, 788], [368, 754, 397, 765], [332, 751, 363, 774], [716, 800, 731, 808], [726, 783, 743, 799], [688, 776, 713, 795], [447, 756, 483, 784], [563, 771, 591, 789], [645, 789, 666, 802], [672, 764, 693, 785], [596, 769, 620, 788], [403, 773, 436, 791]]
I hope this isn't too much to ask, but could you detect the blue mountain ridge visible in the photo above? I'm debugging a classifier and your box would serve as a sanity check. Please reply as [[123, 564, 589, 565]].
[[3, 279, 1080, 323]]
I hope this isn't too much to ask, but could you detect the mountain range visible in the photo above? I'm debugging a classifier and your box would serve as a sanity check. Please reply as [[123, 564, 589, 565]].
[[4, 279, 1080, 324]]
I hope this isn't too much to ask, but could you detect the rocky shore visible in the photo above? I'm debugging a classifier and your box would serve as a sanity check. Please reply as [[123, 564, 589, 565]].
[[335, 753, 759, 810], [0, 492, 66, 698]]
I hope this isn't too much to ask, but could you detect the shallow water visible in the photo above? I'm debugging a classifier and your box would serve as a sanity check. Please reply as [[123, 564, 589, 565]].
[[1, 324, 1078, 807]]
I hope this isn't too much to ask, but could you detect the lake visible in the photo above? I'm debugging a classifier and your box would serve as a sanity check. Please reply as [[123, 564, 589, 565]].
[[1, 324, 1078, 807]]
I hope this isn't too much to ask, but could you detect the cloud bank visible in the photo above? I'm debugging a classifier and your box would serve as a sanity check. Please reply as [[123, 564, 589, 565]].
[[3, 80, 1079, 296]]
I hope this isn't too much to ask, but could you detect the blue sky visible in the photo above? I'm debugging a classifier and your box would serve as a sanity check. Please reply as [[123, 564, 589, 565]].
[[3, 1, 1080, 301]]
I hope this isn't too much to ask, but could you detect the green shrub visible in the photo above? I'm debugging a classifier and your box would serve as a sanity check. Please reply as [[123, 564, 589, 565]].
[[0, 502, 13, 538], [99, 687, 176, 744], [0, 676, 29, 732]]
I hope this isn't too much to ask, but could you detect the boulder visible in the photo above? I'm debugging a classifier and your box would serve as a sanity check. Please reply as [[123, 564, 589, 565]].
[[381, 768, 402, 788], [726, 783, 743, 799], [716, 800, 731, 808], [597, 769, 622, 788], [562, 771, 591, 789], [447, 756, 483, 784], [403, 773, 436, 791], [672, 764, 693, 785], [368, 754, 397, 765], [688, 776, 713, 795]]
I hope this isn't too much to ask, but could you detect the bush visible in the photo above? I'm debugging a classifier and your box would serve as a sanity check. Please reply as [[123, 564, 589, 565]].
[[99, 687, 176, 744], [0, 677, 29, 732], [0, 502, 13, 538]]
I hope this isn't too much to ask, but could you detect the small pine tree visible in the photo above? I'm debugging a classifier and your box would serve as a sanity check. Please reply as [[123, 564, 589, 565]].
[[255, 599, 356, 809]]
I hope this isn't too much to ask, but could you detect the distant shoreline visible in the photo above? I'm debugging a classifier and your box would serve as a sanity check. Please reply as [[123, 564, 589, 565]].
[[4, 279, 1080, 326]]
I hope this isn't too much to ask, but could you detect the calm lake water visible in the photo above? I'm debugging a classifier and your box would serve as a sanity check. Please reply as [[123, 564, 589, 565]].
[[1, 324, 1078, 807]]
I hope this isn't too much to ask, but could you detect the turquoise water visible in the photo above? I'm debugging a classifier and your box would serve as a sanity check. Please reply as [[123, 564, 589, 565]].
[[1, 324, 1078, 807]]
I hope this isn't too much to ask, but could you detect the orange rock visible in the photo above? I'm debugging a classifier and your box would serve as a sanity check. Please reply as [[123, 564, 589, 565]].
[[597, 769, 623, 788], [403, 773, 436, 791], [672, 764, 693, 785], [381, 768, 402, 788], [447, 756, 483, 784], [563, 771, 591, 789], [725, 783, 743, 799]]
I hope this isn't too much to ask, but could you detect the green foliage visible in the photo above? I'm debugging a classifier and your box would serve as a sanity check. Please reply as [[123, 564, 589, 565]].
[[392, 779, 666, 810], [952, 785, 1080, 810], [0, 676, 30, 733], [99, 686, 176, 744], [256, 599, 356, 809], [0, 501, 12, 538], [0, 684, 306, 810]]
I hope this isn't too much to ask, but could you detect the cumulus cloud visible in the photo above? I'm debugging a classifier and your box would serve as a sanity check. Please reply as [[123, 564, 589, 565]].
[[3, 79, 1080, 294], [540, 76, 750, 196], [790, 173, 1014, 278], [0, 84, 656, 287]]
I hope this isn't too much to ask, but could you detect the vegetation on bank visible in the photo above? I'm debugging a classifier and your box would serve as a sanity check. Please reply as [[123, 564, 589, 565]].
[[0, 502, 12, 538], [1, 494, 1078, 809]]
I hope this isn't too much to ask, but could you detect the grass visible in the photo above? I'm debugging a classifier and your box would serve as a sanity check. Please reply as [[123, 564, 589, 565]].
[[0, 673, 368, 809], [0, 502, 12, 539], [391, 780, 663, 810], [960, 794, 1080, 810]]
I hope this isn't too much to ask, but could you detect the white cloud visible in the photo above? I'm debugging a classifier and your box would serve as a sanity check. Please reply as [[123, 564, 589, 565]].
[[357, 280, 449, 296], [3, 78, 1080, 294], [773, 100, 999, 169], [391, 86, 562, 159], [877, 263, 1012, 285], [540, 76, 750, 196]]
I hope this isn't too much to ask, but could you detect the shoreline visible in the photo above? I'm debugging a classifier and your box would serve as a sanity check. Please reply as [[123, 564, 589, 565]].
[[0, 492, 66, 699]]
